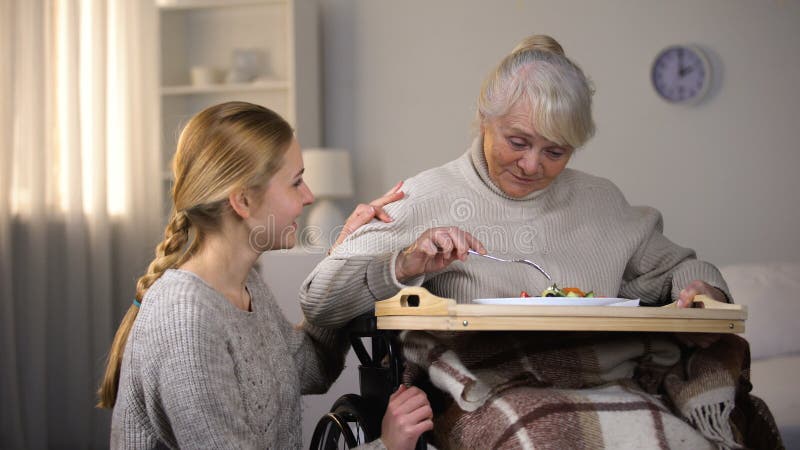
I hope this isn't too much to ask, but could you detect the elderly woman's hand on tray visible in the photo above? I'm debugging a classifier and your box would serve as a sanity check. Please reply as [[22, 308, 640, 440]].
[[676, 279, 729, 308], [674, 279, 730, 348]]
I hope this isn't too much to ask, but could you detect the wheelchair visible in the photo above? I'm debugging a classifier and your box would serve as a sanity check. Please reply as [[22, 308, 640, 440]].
[[309, 313, 428, 450]]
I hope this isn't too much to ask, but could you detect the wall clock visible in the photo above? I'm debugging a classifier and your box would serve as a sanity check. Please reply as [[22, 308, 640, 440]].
[[651, 45, 712, 104]]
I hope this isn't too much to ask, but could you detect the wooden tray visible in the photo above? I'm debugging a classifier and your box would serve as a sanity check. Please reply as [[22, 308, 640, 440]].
[[375, 287, 746, 333]]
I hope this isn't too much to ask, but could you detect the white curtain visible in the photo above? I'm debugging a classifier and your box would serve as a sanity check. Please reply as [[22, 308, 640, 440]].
[[0, 0, 161, 447]]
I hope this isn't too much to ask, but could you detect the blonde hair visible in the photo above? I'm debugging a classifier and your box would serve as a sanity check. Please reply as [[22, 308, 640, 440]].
[[97, 101, 293, 408], [477, 34, 595, 148]]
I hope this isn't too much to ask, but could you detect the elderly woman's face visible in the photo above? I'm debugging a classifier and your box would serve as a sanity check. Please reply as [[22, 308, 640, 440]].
[[481, 103, 573, 198]]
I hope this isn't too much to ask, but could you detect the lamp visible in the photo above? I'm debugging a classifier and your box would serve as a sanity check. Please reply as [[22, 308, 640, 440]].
[[302, 148, 355, 249]]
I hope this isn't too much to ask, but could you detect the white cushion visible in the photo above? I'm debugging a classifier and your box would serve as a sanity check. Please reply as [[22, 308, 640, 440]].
[[750, 355, 800, 448], [720, 262, 800, 360]]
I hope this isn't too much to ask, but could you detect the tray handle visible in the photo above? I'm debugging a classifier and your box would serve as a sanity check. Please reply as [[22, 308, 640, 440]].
[[375, 287, 454, 316]]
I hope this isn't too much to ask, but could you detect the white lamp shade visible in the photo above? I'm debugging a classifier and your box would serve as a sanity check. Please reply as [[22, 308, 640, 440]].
[[301, 149, 354, 199]]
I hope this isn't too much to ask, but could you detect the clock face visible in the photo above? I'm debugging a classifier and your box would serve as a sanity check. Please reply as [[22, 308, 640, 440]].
[[651, 46, 711, 103]]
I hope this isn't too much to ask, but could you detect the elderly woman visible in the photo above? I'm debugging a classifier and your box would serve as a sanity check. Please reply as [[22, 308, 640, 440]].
[[300, 35, 783, 449], [300, 34, 729, 327]]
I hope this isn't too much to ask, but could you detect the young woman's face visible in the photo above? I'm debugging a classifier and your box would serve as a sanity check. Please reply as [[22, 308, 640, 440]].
[[481, 102, 573, 198], [249, 138, 314, 251]]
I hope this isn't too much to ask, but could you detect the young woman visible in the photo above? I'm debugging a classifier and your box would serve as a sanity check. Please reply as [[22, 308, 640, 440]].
[[98, 101, 432, 449]]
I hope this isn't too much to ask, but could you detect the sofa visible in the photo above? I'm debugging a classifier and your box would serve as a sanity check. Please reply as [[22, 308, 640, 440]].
[[720, 262, 800, 449]]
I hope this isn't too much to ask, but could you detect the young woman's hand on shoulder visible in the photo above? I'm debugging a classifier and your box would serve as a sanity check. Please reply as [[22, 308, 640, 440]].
[[332, 181, 405, 249]]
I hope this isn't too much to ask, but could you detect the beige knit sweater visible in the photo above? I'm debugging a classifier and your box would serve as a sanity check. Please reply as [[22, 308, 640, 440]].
[[300, 138, 730, 328]]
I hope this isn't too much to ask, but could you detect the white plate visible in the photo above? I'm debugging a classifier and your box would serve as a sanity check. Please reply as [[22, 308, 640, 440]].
[[472, 297, 640, 307]]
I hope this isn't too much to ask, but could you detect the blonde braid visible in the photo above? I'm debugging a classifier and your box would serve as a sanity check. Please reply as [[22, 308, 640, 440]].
[[97, 210, 193, 408], [135, 210, 192, 301]]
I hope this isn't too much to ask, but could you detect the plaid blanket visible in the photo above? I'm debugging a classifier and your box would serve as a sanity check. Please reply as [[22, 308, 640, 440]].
[[400, 331, 782, 450]]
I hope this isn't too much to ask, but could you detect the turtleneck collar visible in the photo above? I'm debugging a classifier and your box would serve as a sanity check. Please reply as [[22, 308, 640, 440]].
[[468, 135, 553, 201]]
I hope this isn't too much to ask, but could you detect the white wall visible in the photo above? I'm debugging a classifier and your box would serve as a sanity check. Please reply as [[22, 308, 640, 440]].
[[258, 251, 361, 446], [319, 0, 800, 267]]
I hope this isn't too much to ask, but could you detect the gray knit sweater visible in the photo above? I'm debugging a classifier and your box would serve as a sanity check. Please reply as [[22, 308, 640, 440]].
[[300, 138, 730, 328], [110, 269, 383, 449]]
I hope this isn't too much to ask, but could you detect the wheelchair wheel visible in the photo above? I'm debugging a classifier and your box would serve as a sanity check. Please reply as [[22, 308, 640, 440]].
[[309, 394, 373, 450], [309, 412, 359, 449]]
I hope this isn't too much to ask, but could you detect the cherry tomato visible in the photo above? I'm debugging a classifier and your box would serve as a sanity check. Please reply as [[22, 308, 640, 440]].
[[520, 290, 530, 298]]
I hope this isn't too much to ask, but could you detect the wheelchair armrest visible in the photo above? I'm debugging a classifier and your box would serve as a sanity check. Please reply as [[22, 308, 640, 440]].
[[344, 311, 378, 336]]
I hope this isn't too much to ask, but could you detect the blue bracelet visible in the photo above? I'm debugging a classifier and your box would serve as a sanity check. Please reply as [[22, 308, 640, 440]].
[[133, 299, 141, 308]]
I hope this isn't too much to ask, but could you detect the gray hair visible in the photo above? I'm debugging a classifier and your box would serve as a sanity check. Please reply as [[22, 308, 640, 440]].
[[477, 35, 595, 149]]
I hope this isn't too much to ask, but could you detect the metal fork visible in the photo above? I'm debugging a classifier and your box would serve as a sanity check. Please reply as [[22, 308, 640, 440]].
[[468, 249, 552, 281]]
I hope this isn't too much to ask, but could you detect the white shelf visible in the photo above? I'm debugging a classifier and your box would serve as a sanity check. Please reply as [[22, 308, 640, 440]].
[[157, 0, 286, 11], [161, 80, 289, 96], [156, 0, 320, 222]]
